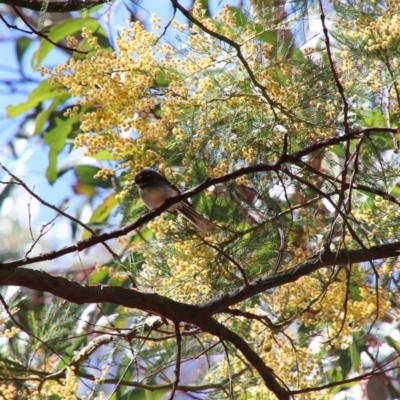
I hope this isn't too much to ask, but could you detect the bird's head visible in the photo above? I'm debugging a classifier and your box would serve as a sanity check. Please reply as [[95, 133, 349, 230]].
[[133, 168, 161, 188]]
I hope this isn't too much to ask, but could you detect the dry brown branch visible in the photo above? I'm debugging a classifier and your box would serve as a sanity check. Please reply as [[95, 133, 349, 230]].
[[0, 0, 109, 13]]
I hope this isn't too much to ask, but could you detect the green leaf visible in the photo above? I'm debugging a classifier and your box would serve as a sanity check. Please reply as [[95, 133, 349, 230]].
[[87, 267, 110, 285], [79, 3, 105, 18], [228, 5, 274, 43], [75, 165, 113, 188], [228, 6, 248, 27], [6, 80, 65, 117], [362, 108, 385, 127], [326, 367, 343, 383], [254, 25, 276, 44], [92, 150, 114, 161], [125, 389, 167, 400], [32, 18, 108, 67], [297, 322, 312, 348], [390, 183, 400, 198], [34, 95, 71, 135], [351, 331, 363, 372], [73, 182, 98, 196], [44, 116, 74, 184], [349, 285, 363, 302], [386, 336, 400, 352], [89, 193, 118, 223], [338, 347, 352, 379], [330, 144, 346, 157], [329, 378, 357, 394], [82, 193, 118, 239], [16, 37, 32, 66]]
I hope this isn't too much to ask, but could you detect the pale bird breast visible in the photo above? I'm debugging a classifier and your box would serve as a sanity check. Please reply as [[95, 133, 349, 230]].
[[140, 186, 181, 212]]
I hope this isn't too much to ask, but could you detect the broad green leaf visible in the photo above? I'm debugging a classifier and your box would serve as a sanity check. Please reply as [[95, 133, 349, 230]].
[[390, 183, 400, 198], [338, 347, 352, 379], [6, 80, 64, 117], [329, 379, 357, 394], [199, 0, 211, 17], [351, 331, 363, 372], [73, 182, 98, 196], [330, 144, 346, 157], [32, 18, 108, 67], [16, 37, 32, 67], [89, 193, 118, 223], [386, 336, 400, 352], [82, 193, 118, 239], [125, 389, 167, 400], [327, 367, 344, 383], [79, 4, 105, 18], [87, 270, 108, 285], [75, 165, 113, 188], [34, 95, 71, 135], [349, 285, 363, 302], [92, 150, 114, 161], [44, 116, 74, 183], [297, 322, 312, 348]]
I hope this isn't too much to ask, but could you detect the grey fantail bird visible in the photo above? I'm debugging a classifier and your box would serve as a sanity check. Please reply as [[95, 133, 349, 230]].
[[133, 168, 215, 232]]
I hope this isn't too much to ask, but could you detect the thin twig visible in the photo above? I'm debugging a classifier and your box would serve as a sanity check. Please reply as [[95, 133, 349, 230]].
[[0, 294, 68, 375], [169, 0, 278, 113], [0, 164, 137, 288], [107, 329, 152, 400], [291, 358, 400, 395], [318, 0, 349, 134], [195, 233, 249, 288], [27, 194, 34, 240], [9, 6, 88, 55], [169, 321, 182, 400], [221, 340, 234, 400], [0, 127, 396, 270], [24, 213, 60, 258], [156, 4, 177, 43]]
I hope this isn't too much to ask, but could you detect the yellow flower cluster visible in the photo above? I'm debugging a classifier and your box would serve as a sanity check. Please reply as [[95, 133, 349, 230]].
[[57, 367, 79, 400], [337, 1, 400, 96], [272, 268, 391, 346], [139, 216, 218, 302], [0, 326, 20, 338], [43, 0, 306, 193], [350, 196, 400, 242], [0, 384, 17, 400]]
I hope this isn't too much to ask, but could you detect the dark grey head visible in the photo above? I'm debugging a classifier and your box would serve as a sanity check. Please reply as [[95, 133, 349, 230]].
[[134, 168, 167, 188]]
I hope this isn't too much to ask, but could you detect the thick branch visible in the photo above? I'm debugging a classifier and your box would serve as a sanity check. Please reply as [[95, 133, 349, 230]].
[[2, 236, 398, 396], [1, 239, 399, 397], [0, 0, 109, 13], [202, 242, 400, 314], [3, 241, 397, 315], [0, 268, 289, 399]]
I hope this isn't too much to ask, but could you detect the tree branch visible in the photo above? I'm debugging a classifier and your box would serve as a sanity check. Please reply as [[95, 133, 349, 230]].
[[0, 268, 289, 399], [8, 5, 88, 54], [202, 242, 400, 314], [0, 127, 395, 269], [0, 0, 109, 13]]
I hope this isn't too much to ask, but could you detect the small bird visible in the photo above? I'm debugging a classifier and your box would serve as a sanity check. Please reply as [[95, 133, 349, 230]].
[[134, 168, 215, 232]]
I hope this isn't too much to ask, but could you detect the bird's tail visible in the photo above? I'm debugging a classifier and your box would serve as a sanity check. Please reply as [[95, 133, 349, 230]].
[[178, 203, 216, 232]]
